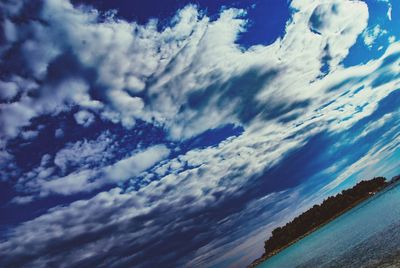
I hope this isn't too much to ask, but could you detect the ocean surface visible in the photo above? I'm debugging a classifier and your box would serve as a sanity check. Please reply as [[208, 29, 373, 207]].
[[258, 182, 400, 268]]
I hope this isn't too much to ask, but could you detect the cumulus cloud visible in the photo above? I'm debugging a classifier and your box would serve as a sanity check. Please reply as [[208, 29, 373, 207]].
[[363, 25, 388, 48], [20, 143, 171, 196], [0, 0, 368, 143], [0, 80, 19, 101], [73, 110, 95, 127], [103, 145, 170, 182], [53, 131, 114, 172], [54, 128, 65, 138]]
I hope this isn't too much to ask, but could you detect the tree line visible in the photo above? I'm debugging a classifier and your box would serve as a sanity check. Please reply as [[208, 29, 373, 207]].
[[263, 177, 388, 257]]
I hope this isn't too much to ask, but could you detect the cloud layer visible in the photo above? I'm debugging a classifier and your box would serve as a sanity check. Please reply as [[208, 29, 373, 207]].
[[1, 0, 399, 267]]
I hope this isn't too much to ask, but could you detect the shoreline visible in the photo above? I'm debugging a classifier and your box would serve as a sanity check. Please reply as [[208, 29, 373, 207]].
[[247, 184, 390, 268]]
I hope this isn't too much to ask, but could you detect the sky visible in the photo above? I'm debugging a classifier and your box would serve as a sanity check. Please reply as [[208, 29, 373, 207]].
[[0, 0, 399, 267]]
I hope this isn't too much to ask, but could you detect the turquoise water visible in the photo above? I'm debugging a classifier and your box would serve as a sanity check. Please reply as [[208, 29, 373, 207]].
[[258, 182, 400, 268]]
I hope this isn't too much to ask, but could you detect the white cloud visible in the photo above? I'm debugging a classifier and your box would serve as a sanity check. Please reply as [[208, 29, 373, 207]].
[[53, 131, 114, 173], [21, 130, 39, 140], [363, 25, 387, 48], [0, 80, 19, 100], [41, 169, 99, 196], [39, 144, 170, 196], [54, 128, 64, 138], [0, 0, 369, 143], [103, 144, 170, 182], [2, 18, 17, 43], [10, 195, 35, 205], [74, 110, 95, 127], [357, 113, 396, 139]]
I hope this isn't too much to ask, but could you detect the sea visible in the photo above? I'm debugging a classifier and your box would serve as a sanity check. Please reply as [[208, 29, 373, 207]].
[[258, 181, 400, 268]]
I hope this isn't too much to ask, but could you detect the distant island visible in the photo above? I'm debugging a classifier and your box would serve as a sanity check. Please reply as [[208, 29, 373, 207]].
[[249, 176, 400, 268]]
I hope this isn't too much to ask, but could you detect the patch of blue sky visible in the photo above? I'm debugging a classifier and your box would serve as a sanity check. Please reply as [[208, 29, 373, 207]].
[[287, 89, 400, 200], [352, 89, 400, 136], [343, 0, 399, 67], [332, 171, 364, 194], [247, 132, 338, 196], [319, 90, 400, 194], [235, 0, 291, 48], [294, 128, 397, 200], [333, 144, 400, 193], [380, 148, 400, 179], [200, 121, 391, 221]]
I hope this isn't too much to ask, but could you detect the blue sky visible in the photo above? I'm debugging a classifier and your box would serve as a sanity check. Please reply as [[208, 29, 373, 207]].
[[0, 0, 399, 267]]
